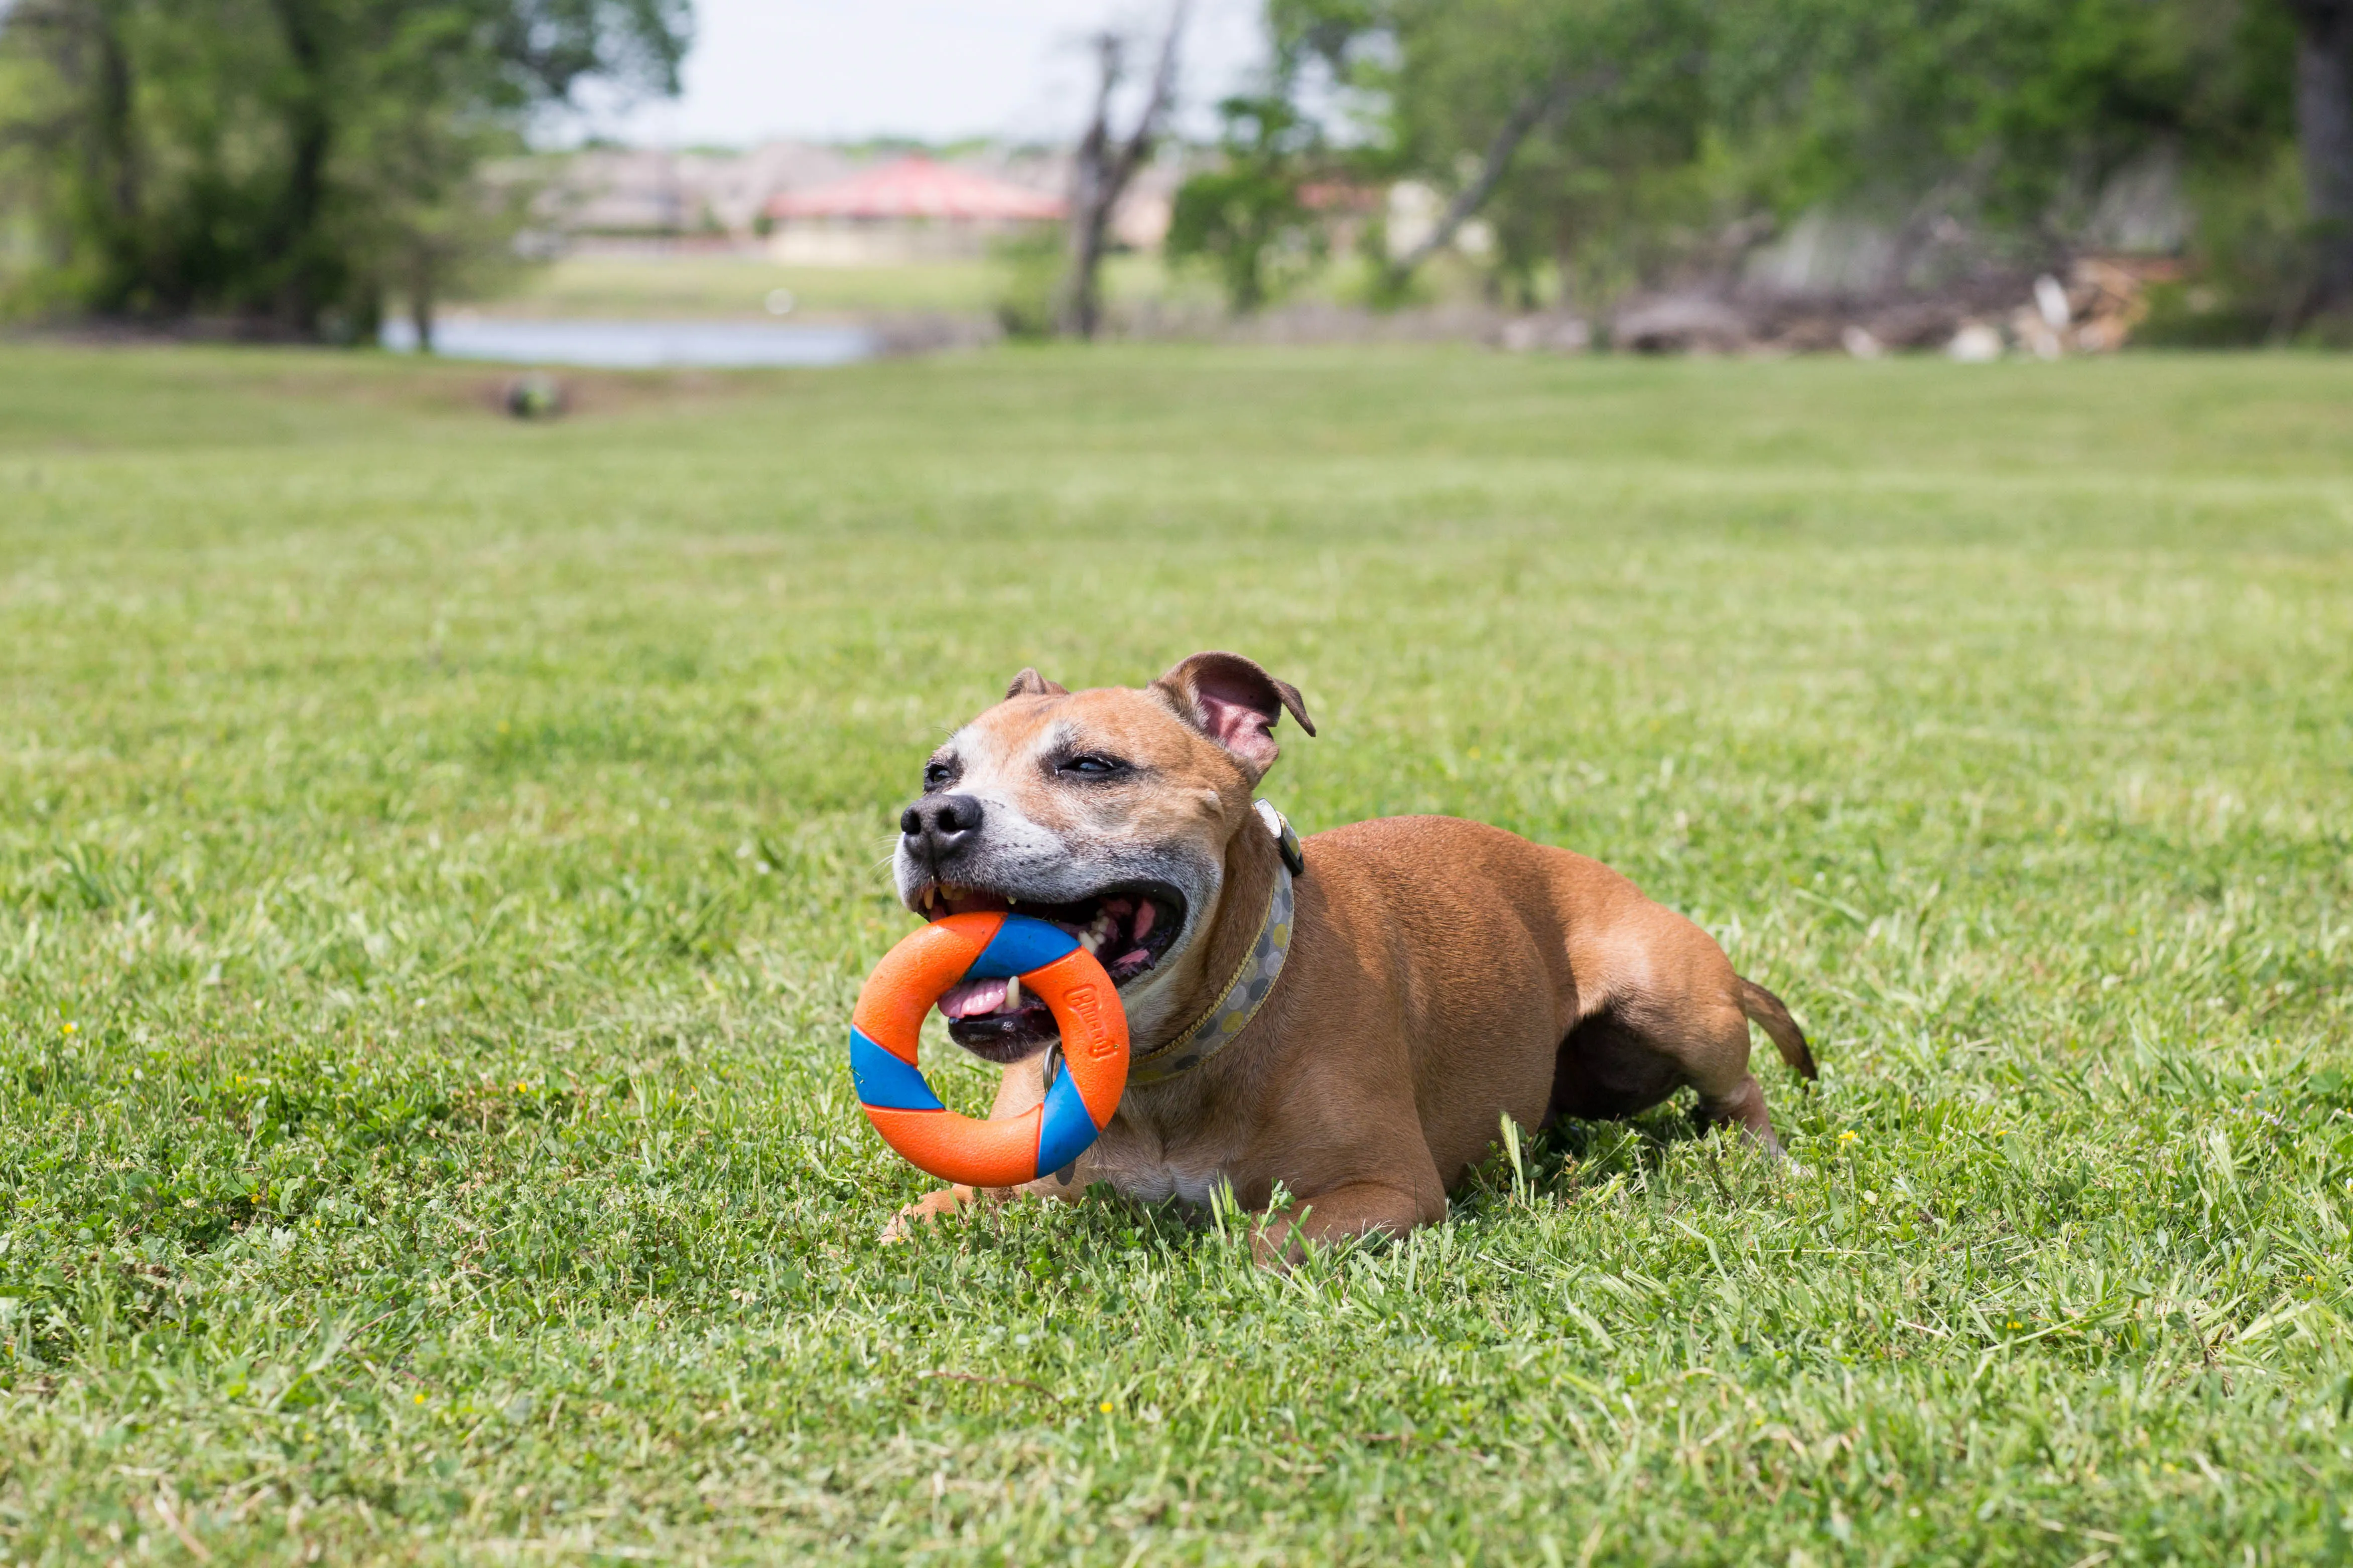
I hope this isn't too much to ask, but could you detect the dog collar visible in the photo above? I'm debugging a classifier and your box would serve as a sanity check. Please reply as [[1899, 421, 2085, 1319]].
[[1122, 801, 1299, 1088]]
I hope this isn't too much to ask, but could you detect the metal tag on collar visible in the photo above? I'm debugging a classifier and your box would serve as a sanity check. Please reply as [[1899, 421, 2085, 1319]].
[[1254, 798, 1304, 875]]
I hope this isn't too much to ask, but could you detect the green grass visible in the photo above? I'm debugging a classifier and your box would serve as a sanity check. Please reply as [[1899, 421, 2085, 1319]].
[[2, 341, 2350, 1565], [482, 252, 1194, 319]]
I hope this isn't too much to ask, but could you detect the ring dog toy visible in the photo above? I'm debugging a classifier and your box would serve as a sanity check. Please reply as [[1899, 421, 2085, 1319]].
[[850, 912, 1128, 1187]]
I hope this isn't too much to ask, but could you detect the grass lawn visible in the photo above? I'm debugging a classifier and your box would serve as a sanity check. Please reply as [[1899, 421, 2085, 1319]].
[[2, 342, 2350, 1565]]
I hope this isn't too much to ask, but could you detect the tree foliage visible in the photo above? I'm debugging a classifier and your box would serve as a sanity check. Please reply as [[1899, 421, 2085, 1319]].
[[0, 0, 688, 335], [1165, 92, 1327, 313], [1211, 0, 2331, 330], [1712, 0, 2289, 230]]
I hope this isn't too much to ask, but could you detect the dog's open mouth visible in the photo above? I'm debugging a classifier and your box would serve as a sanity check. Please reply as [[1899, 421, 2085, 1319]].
[[919, 880, 1184, 1062]]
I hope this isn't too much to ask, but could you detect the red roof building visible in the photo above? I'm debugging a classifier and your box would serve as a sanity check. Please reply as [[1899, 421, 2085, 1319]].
[[766, 156, 1065, 224]]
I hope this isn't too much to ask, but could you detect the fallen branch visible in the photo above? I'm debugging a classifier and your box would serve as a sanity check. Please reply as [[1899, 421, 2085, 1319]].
[[1382, 67, 1609, 289]]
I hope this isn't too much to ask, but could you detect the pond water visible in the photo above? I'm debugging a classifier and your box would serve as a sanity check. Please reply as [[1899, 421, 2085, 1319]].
[[379, 317, 880, 368]]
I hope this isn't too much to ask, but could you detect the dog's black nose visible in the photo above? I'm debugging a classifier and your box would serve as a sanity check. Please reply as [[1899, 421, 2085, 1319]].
[[900, 793, 984, 863]]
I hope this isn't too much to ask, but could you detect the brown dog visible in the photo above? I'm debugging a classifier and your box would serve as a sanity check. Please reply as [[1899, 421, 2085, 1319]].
[[887, 652, 1816, 1257]]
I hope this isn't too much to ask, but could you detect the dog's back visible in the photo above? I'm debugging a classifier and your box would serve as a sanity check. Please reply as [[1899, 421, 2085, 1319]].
[[1297, 814, 1801, 1174]]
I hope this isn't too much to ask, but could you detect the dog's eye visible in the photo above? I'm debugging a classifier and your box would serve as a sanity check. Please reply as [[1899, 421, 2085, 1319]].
[[922, 760, 956, 791], [1060, 754, 1127, 778]]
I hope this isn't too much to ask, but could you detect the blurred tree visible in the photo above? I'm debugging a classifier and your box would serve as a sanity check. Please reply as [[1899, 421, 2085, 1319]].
[[0, 0, 687, 336], [1269, 0, 2325, 332], [1270, 0, 1717, 308], [349, 106, 538, 352], [989, 223, 1065, 341], [1060, 1, 1188, 340], [1713, 0, 2275, 245], [1165, 91, 1326, 313], [2284, 0, 2353, 313], [1711, 0, 2309, 327]]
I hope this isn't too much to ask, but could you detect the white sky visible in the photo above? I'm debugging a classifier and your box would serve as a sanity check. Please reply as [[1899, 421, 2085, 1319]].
[[596, 0, 1270, 149]]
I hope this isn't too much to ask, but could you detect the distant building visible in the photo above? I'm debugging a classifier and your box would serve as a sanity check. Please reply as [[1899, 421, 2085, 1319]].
[[543, 147, 704, 236], [692, 142, 859, 236], [520, 140, 1181, 264], [764, 156, 1064, 264], [530, 140, 853, 240]]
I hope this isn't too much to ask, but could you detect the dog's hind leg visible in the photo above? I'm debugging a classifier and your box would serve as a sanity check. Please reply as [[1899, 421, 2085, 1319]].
[[1683, 979, 1816, 1160], [1690, 1067, 1783, 1157], [1621, 991, 1789, 1158]]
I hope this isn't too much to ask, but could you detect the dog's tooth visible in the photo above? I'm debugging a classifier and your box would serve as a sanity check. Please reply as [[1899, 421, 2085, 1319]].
[[1079, 931, 1102, 954], [1005, 976, 1021, 1009]]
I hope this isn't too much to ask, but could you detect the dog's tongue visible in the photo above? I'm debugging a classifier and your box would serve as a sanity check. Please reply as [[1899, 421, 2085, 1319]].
[[938, 978, 1009, 1019]]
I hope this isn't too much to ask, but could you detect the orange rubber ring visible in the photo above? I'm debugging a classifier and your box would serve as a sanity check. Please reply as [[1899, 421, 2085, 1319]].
[[850, 912, 1128, 1187]]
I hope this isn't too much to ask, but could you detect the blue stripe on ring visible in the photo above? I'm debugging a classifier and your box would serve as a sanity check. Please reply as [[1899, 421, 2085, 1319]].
[[850, 1026, 945, 1112], [963, 914, 1080, 980], [1033, 1068, 1101, 1175]]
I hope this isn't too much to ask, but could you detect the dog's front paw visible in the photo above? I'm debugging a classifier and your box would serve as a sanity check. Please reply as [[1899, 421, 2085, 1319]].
[[880, 1186, 974, 1243]]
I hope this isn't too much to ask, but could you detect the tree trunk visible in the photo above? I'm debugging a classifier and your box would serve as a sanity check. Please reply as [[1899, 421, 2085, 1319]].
[[2290, 0, 2353, 314], [22, 0, 148, 309], [409, 248, 436, 353], [89, 1, 138, 228], [267, 0, 335, 337], [85, 0, 145, 309], [1057, 1, 1189, 340], [1060, 34, 1120, 341]]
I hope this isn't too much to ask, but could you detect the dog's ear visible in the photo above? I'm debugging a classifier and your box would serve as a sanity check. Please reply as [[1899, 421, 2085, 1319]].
[[1153, 651, 1316, 778], [1005, 667, 1068, 700]]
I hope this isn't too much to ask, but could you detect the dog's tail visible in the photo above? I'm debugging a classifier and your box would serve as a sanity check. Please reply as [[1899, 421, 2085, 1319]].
[[1739, 978, 1818, 1081]]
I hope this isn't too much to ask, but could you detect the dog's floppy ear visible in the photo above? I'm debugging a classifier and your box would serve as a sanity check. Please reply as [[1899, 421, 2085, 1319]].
[[1005, 667, 1068, 700], [1153, 651, 1316, 778]]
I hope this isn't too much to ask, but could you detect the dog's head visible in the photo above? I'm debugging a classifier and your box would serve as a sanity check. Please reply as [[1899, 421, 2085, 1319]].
[[892, 651, 1314, 1063]]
